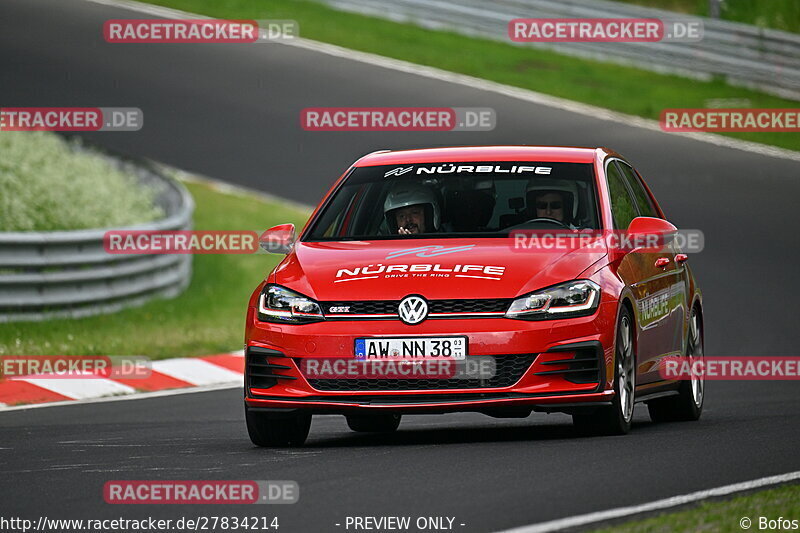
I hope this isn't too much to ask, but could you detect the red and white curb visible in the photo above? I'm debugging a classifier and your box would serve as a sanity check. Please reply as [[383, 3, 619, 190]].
[[0, 352, 244, 410]]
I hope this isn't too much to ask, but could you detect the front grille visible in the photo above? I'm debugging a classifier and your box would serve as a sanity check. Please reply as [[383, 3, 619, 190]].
[[303, 354, 535, 391], [429, 299, 510, 313], [324, 301, 396, 314], [322, 298, 511, 317]]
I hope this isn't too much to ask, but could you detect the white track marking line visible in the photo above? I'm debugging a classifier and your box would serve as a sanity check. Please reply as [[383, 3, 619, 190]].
[[0, 382, 241, 412], [15, 378, 136, 400], [174, 169, 314, 213], [82, 0, 800, 163], [496, 470, 800, 533], [151, 358, 243, 386]]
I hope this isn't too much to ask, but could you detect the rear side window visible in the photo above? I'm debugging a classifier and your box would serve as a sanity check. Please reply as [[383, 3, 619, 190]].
[[606, 162, 638, 230], [617, 162, 659, 219]]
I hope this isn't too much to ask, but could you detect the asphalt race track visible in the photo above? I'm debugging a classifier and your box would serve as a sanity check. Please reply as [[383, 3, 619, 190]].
[[1, 0, 799, 531]]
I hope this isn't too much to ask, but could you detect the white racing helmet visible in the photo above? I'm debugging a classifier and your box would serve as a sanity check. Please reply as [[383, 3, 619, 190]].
[[526, 179, 580, 221], [384, 181, 440, 231]]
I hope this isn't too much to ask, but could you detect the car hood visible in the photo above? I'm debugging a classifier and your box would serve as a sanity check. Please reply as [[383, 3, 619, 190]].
[[272, 238, 608, 301]]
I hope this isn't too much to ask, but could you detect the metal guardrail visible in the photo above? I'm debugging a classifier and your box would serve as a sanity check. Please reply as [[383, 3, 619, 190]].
[[321, 0, 800, 100], [0, 147, 194, 322]]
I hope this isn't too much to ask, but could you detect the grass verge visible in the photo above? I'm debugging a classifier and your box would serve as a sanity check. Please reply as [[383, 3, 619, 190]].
[[0, 132, 163, 231], [592, 483, 800, 533], [141, 0, 800, 152], [0, 177, 310, 359]]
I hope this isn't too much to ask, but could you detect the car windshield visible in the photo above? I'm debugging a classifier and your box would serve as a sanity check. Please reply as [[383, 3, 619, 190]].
[[304, 161, 600, 240]]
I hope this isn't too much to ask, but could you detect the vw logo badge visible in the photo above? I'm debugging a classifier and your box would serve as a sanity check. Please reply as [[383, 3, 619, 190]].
[[398, 295, 428, 325]]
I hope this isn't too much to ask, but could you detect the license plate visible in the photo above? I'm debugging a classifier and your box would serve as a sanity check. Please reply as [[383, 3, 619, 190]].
[[355, 336, 467, 360]]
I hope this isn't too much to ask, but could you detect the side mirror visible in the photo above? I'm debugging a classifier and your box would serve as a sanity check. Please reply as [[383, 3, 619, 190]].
[[610, 217, 678, 263], [259, 223, 296, 254], [626, 217, 677, 251]]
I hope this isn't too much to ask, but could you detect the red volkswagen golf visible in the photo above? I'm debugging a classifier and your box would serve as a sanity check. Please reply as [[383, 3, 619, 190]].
[[244, 146, 704, 446]]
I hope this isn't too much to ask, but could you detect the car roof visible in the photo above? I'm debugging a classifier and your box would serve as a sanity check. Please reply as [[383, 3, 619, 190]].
[[354, 146, 603, 166]]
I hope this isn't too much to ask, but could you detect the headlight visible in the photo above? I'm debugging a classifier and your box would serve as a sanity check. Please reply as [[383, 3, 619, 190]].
[[258, 285, 325, 324], [505, 280, 600, 320]]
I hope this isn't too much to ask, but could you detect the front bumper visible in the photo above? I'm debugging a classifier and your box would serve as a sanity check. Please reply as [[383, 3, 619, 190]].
[[244, 301, 618, 414]]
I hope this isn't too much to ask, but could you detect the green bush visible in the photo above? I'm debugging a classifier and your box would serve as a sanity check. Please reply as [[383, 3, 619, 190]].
[[0, 132, 164, 231]]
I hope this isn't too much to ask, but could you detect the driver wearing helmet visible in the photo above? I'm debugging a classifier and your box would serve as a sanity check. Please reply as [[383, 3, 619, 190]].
[[525, 179, 580, 229], [384, 181, 440, 235], [534, 191, 567, 222]]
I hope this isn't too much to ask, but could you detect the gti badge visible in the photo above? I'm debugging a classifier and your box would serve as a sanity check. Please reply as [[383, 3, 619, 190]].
[[398, 295, 428, 325]]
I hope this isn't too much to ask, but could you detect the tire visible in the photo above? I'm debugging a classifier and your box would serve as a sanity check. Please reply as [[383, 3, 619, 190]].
[[648, 307, 704, 422], [346, 413, 402, 433], [573, 307, 635, 436], [246, 407, 311, 447]]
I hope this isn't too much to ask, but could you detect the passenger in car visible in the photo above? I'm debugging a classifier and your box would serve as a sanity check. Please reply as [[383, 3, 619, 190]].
[[533, 191, 566, 222]]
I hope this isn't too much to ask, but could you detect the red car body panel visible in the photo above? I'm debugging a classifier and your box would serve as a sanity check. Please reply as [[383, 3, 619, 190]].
[[354, 146, 597, 166], [279, 239, 608, 301], [244, 146, 701, 415]]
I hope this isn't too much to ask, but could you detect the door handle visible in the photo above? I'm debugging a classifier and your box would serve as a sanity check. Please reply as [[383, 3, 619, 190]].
[[675, 253, 688, 264], [655, 257, 670, 268]]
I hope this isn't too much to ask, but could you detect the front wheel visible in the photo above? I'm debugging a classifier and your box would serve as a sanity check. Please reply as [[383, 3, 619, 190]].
[[648, 307, 704, 422], [246, 407, 311, 447], [573, 307, 636, 435]]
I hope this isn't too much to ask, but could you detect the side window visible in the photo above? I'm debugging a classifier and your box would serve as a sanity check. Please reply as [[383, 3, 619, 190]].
[[606, 162, 638, 230], [617, 162, 659, 219], [313, 183, 361, 237]]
